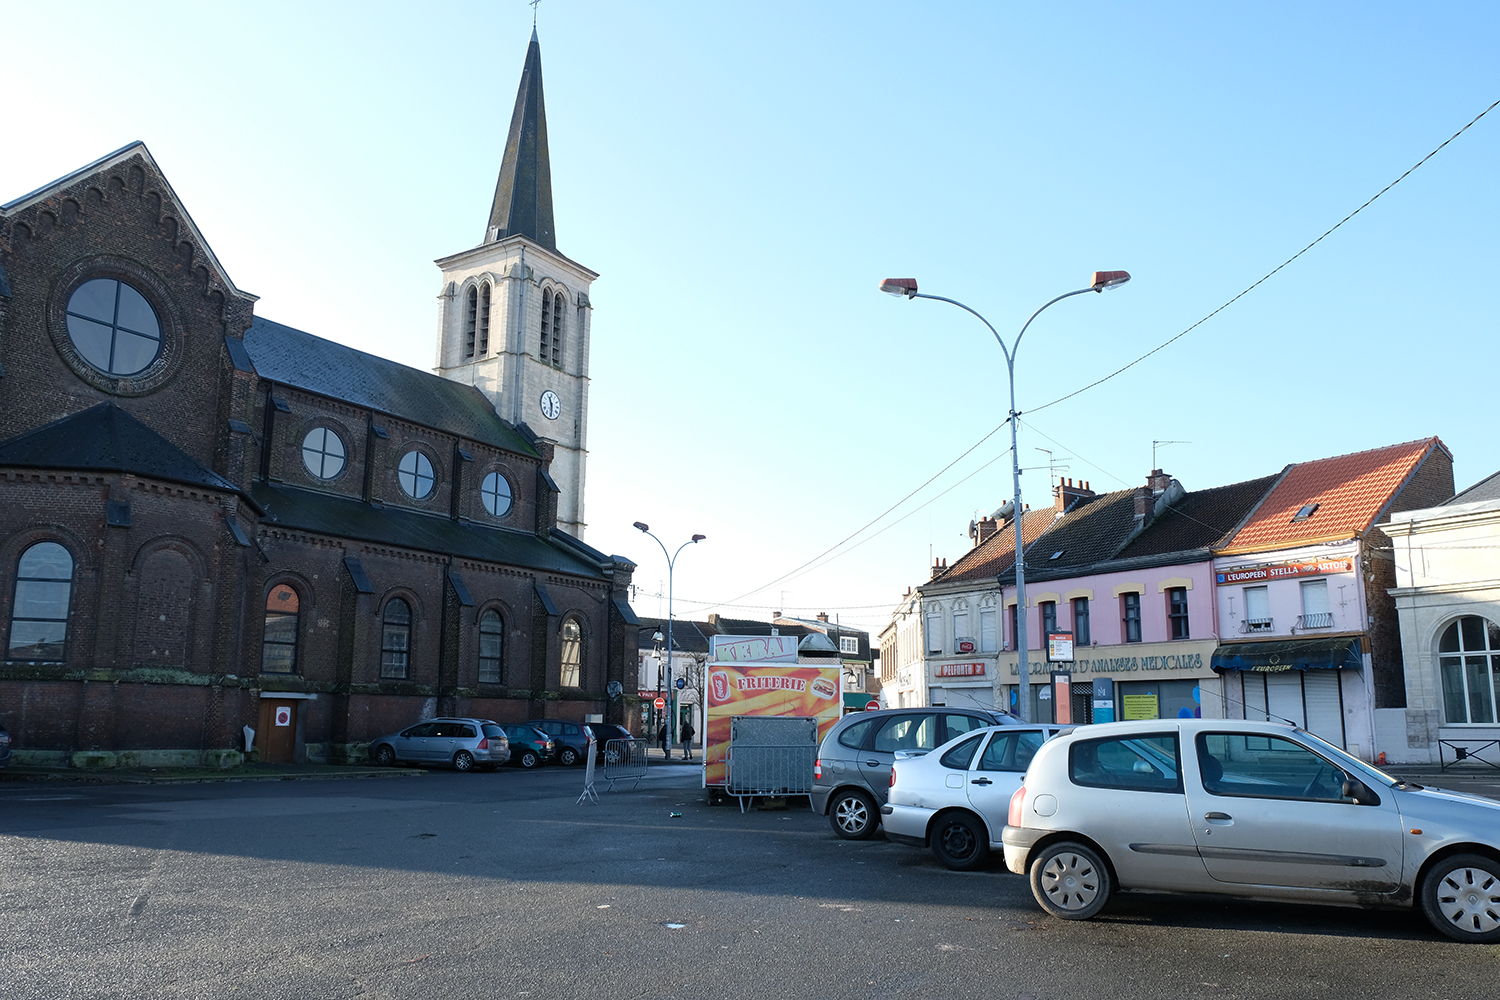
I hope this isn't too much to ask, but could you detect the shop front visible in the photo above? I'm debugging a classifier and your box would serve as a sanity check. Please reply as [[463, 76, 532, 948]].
[[1210, 636, 1369, 755], [997, 639, 1220, 725], [926, 659, 997, 712]]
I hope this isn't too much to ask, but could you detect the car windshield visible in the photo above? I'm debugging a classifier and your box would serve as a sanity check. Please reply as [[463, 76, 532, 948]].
[[1298, 729, 1399, 786]]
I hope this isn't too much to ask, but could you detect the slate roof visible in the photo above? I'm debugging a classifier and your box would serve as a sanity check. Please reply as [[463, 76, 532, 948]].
[[242, 317, 537, 457], [1017, 489, 1145, 583], [488, 29, 556, 252], [1449, 469, 1500, 506], [1115, 474, 1283, 560], [250, 481, 605, 578], [0, 402, 239, 493], [1219, 438, 1445, 554], [929, 508, 1056, 586], [636, 618, 716, 654]]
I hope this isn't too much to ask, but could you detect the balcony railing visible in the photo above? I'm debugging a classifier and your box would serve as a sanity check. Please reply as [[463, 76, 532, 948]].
[[1240, 618, 1274, 634], [1295, 612, 1335, 630]]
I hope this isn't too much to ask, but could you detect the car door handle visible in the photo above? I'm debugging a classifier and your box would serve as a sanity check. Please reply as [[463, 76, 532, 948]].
[[865, 760, 881, 767], [1204, 811, 1232, 821], [971, 778, 993, 786]]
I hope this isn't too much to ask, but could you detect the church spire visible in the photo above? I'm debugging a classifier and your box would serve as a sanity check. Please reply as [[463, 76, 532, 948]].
[[487, 30, 556, 252]]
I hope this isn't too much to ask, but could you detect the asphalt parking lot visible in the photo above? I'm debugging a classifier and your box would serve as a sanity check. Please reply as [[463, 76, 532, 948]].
[[1, 763, 1496, 1000]]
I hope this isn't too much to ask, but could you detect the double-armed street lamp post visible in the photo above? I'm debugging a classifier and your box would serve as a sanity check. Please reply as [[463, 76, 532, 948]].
[[633, 522, 705, 748], [878, 271, 1130, 721]]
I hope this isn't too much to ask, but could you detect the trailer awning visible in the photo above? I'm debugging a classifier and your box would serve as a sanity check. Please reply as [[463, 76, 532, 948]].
[[1211, 636, 1362, 673]]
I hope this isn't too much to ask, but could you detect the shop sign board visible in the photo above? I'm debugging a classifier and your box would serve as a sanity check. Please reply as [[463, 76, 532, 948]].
[[956, 639, 976, 653], [1047, 631, 1074, 662], [935, 661, 986, 678], [1216, 558, 1353, 586], [709, 634, 799, 663]]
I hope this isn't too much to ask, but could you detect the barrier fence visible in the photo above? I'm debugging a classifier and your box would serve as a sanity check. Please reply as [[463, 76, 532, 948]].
[[725, 743, 816, 813], [602, 738, 648, 791], [577, 736, 599, 804]]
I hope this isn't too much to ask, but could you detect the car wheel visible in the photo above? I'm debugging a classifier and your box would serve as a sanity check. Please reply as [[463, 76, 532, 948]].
[[518, 750, 539, 769], [828, 789, 878, 840], [373, 744, 396, 767], [558, 746, 580, 767], [931, 812, 989, 871], [1030, 841, 1112, 920], [1420, 853, 1500, 943], [453, 750, 476, 773]]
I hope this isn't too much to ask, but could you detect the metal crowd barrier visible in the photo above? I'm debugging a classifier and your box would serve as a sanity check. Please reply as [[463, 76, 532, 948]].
[[725, 743, 816, 813], [1438, 738, 1500, 771], [602, 738, 648, 791], [577, 736, 599, 804]]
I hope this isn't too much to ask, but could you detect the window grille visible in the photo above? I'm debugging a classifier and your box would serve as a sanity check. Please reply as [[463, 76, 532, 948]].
[[540, 290, 552, 364]]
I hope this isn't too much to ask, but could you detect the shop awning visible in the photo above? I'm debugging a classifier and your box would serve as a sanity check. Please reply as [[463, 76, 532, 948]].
[[1211, 636, 1363, 672]]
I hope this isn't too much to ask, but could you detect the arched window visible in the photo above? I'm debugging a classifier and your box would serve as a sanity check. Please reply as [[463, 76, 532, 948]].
[[478, 609, 504, 683], [539, 289, 553, 364], [261, 584, 299, 673], [8, 541, 74, 661], [381, 598, 412, 679], [549, 291, 564, 369], [1438, 615, 1500, 724], [465, 286, 478, 358], [478, 283, 491, 355], [560, 617, 582, 688]]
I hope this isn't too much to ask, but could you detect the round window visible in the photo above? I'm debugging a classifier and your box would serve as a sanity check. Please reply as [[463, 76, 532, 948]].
[[399, 450, 435, 499], [302, 427, 346, 479], [481, 471, 513, 517], [65, 278, 162, 376]]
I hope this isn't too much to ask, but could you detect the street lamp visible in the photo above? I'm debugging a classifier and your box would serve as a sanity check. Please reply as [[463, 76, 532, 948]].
[[878, 271, 1130, 721], [633, 522, 706, 751]]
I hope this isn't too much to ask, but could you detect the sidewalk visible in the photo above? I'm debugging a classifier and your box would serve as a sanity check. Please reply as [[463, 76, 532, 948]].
[[0, 762, 422, 785], [645, 744, 701, 766]]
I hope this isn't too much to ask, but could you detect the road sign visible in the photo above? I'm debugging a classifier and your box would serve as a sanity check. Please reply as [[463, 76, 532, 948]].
[[653, 697, 666, 709], [676, 678, 686, 689], [864, 700, 880, 711]]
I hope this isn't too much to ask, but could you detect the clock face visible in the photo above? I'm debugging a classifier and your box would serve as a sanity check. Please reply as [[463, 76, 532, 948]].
[[540, 390, 561, 420]]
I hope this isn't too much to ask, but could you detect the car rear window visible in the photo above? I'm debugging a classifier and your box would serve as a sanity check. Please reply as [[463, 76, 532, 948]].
[[1069, 734, 1181, 793], [939, 733, 984, 770], [564, 723, 581, 735], [482, 724, 505, 739], [836, 717, 877, 750]]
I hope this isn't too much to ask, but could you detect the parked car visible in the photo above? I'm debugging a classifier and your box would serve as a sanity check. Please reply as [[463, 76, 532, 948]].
[[882, 724, 1068, 870], [501, 724, 555, 769], [0, 721, 11, 768], [526, 718, 590, 766], [1002, 718, 1500, 944], [811, 707, 1023, 840], [588, 723, 636, 763], [368, 718, 509, 771]]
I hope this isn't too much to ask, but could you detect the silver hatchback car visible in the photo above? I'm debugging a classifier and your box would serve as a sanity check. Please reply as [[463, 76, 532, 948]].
[[1003, 718, 1500, 943], [811, 707, 1018, 840], [369, 717, 510, 771]]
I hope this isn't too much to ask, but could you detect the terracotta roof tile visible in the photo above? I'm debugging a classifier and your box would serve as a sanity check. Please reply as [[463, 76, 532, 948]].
[[932, 508, 1055, 585], [1219, 438, 1442, 554]]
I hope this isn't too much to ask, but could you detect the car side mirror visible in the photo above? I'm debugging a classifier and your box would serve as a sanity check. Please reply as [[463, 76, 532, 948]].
[[1341, 777, 1381, 806]]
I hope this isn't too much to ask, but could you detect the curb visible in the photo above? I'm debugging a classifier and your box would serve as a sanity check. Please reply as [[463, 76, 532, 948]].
[[0, 766, 426, 786]]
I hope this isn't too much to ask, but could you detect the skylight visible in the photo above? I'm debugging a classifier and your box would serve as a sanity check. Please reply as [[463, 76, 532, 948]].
[[1291, 503, 1320, 522], [1049, 550, 1065, 560]]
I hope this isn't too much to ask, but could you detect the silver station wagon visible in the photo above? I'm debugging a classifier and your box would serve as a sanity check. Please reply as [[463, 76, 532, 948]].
[[1002, 718, 1500, 943]]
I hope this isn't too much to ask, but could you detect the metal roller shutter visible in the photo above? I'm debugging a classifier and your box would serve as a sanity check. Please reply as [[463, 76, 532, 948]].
[[1302, 669, 1345, 748], [1241, 672, 1267, 721], [1266, 670, 1305, 728]]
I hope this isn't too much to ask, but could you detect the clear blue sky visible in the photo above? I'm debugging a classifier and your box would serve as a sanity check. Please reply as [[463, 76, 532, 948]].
[[5, 2, 1497, 634]]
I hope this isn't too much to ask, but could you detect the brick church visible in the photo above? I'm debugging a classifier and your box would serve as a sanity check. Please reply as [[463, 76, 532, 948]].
[[0, 30, 640, 766]]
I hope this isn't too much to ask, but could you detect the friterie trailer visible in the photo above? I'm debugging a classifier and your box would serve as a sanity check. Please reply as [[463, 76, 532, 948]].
[[702, 641, 842, 800]]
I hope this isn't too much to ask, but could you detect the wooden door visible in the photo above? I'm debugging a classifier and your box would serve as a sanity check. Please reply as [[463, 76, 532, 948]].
[[257, 699, 298, 763]]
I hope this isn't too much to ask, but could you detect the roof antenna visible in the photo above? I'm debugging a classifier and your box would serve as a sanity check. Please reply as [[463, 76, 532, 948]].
[[1152, 439, 1190, 469]]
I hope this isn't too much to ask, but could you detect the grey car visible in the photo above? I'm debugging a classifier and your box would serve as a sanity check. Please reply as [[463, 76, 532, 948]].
[[811, 707, 1019, 839], [369, 717, 510, 771], [1003, 718, 1500, 944]]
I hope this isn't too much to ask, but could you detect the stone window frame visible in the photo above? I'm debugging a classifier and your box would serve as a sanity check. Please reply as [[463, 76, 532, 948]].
[[381, 596, 413, 680], [300, 424, 349, 481], [559, 615, 585, 689], [7, 540, 75, 663], [47, 256, 184, 397], [397, 447, 438, 500]]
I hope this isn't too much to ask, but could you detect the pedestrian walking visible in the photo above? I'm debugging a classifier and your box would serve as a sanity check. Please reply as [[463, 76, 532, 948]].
[[679, 719, 695, 761], [657, 721, 670, 759]]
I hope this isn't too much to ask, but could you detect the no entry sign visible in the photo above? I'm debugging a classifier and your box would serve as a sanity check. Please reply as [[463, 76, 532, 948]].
[[653, 697, 666, 709]]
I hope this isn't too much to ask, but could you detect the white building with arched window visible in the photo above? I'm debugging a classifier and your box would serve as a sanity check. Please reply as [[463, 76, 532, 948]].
[[1385, 472, 1500, 764]]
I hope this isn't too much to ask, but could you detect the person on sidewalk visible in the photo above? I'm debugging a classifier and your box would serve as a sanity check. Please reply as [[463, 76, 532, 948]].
[[679, 719, 695, 762], [657, 722, 670, 759]]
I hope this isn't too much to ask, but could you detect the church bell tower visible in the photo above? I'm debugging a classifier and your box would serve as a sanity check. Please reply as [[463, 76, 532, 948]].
[[434, 28, 595, 539]]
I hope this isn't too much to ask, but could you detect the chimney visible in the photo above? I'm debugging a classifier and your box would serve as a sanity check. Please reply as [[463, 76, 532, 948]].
[[930, 556, 948, 580], [1133, 485, 1154, 520], [1054, 477, 1095, 512], [816, 612, 829, 623], [1147, 469, 1172, 494], [973, 516, 1000, 546]]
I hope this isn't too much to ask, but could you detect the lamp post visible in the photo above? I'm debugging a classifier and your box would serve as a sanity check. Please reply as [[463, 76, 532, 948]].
[[878, 271, 1130, 721], [633, 522, 705, 750]]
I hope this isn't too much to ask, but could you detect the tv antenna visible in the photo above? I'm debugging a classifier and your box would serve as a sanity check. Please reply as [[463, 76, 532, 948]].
[[1034, 447, 1071, 491], [1152, 439, 1190, 468]]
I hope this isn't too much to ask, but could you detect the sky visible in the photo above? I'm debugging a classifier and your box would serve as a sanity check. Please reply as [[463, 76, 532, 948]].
[[4, 2, 1498, 635]]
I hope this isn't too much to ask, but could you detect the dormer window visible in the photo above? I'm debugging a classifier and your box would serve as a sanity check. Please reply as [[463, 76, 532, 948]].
[[1292, 503, 1319, 522], [1050, 550, 1065, 561]]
